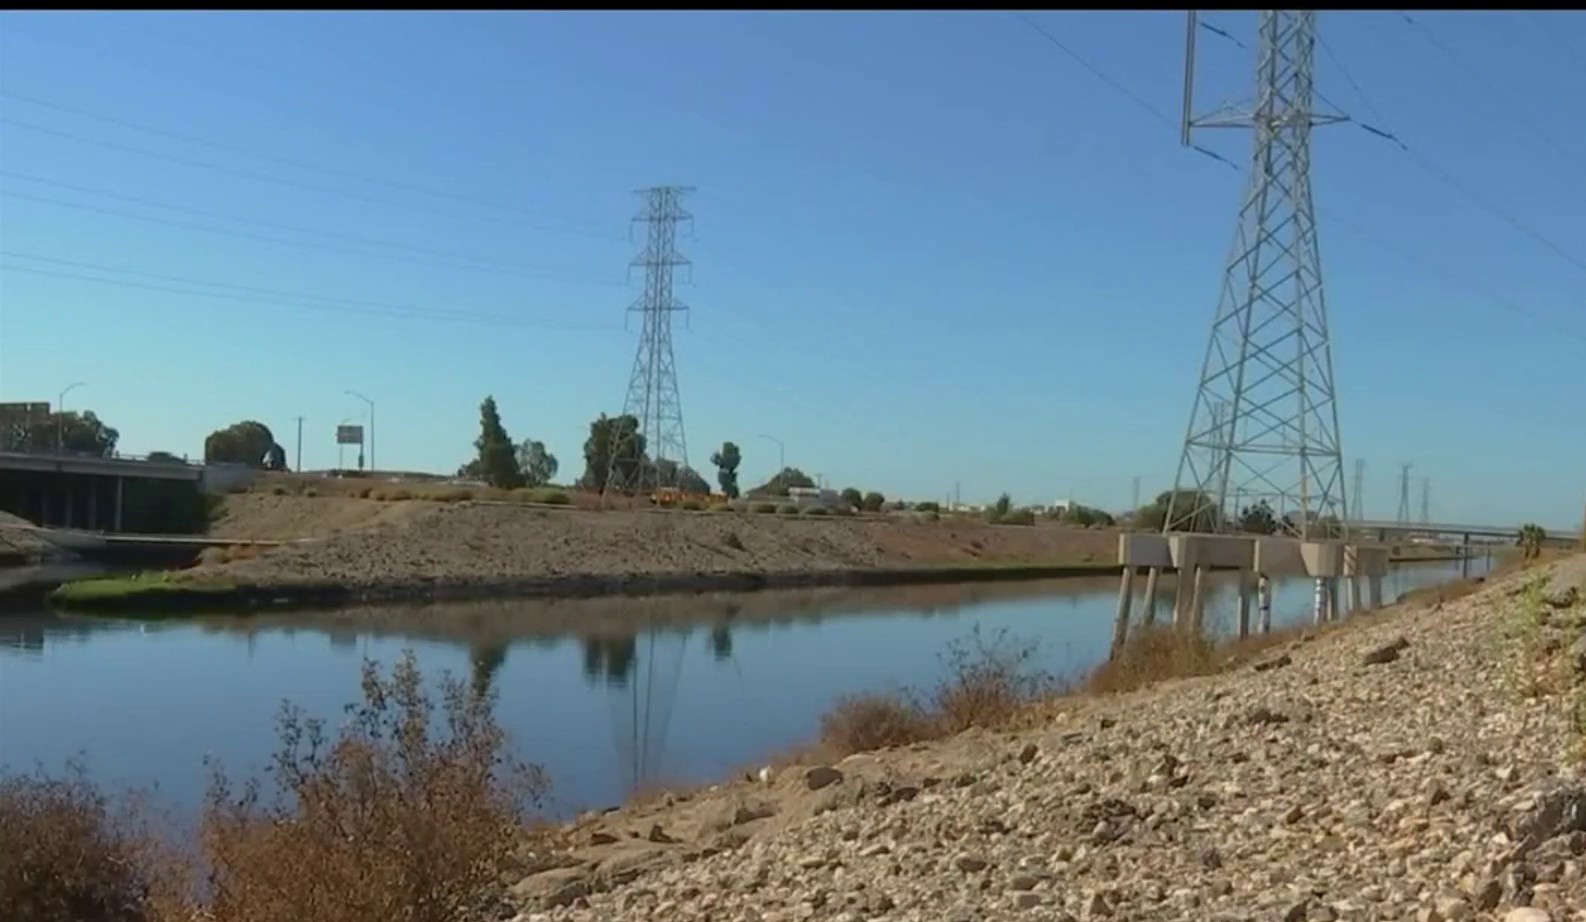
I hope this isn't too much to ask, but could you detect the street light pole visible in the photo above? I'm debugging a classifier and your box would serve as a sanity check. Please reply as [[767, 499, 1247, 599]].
[[757, 433, 785, 476], [346, 390, 374, 473], [337, 416, 355, 471], [57, 381, 85, 453]]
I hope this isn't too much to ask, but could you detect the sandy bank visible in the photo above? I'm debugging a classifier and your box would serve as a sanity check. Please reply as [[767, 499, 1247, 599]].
[[188, 496, 1121, 590], [501, 555, 1586, 922]]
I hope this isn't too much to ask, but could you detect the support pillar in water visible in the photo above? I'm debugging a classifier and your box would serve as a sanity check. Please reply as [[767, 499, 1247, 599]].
[[1110, 567, 1135, 658], [1141, 567, 1161, 626]]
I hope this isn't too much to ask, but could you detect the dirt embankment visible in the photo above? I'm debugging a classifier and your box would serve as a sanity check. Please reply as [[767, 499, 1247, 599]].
[[190, 494, 1121, 590], [503, 556, 1586, 922]]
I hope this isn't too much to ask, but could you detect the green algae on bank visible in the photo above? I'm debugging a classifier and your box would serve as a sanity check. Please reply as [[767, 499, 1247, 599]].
[[48, 573, 243, 614]]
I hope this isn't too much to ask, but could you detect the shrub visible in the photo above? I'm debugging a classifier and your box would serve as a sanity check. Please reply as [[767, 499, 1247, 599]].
[[803, 506, 830, 516], [270, 486, 288, 497], [861, 491, 886, 513], [915, 501, 940, 514], [356, 487, 374, 499], [928, 626, 1053, 733], [303, 488, 318, 498], [383, 489, 413, 502], [995, 508, 1036, 526], [199, 651, 548, 922], [752, 502, 778, 514], [431, 488, 473, 503], [1082, 627, 1220, 696], [0, 765, 171, 922], [917, 511, 940, 523], [680, 499, 704, 512], [820, 693, 934, 754], [776, 504, 799, 515]]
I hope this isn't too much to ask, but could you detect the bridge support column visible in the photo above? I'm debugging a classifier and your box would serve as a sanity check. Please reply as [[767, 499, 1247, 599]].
[[1368, 575, 1383, 610], [1236, 570, 1253, 639], [1328, 578, 1342, 623], [1141, 567, 1160, 626], [1110, 567, 1135, 657], [113, 476, 124, 533], [1189, 565, 1208, 634], [1258, 575, 1273, 634], [1460, 533, 1471, 578], [87, 476, 97, 531]]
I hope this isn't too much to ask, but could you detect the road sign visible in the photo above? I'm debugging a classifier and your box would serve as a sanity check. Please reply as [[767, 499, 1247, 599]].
[[0, 402, 52, 450], [336, 424, 365, 446]]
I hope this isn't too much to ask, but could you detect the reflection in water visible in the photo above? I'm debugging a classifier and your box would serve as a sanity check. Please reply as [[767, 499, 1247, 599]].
[[0, 558, 1495, 818]]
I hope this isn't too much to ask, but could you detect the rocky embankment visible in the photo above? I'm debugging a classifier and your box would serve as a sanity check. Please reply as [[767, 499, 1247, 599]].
[[505, 557, 1586, 922]]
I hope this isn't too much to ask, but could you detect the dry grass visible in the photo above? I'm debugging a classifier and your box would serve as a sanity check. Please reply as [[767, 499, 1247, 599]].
[[819, 693, 936, 753], [0, 652, 549, 922], [820, 626, 1056, 756]]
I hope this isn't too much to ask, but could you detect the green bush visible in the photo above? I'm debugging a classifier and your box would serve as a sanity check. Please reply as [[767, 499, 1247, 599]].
[[915, 501, 940, 514], [356, 487, 374, 499], [918, 511, 940, 523], [303, 488, 319, 498], [803, 506, 830, 516], [431, 489, 473, 503], [752, 502, 778, 514], [999, 509, 1036, 526], [271, 486, 288, 497], [776, 504, 798, 515]]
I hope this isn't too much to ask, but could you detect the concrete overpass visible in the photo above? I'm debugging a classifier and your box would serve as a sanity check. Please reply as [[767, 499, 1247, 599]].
[[0, 449, 205, 533]]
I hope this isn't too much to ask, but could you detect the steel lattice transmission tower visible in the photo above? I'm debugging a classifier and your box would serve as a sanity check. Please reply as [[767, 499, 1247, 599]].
[[1166, 10, 1349, 540], [604, 186, 694, 496]]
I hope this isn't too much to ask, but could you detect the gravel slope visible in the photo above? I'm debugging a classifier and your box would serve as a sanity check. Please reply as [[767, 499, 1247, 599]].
[[505, 556, 1586, 922]]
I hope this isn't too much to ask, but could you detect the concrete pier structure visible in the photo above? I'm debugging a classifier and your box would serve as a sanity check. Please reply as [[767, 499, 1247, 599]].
[[1112, 532, 1392, 659]]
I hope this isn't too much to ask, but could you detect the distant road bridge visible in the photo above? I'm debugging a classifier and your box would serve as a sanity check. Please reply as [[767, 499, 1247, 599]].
[[1352, 519, 1581, 544]]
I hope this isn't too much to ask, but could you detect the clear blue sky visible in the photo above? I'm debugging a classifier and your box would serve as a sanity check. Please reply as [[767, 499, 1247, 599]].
[[0, 11, 1582, 529]]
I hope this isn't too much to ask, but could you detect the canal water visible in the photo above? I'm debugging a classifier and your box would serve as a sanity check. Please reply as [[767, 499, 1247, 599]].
[[0, 557, 1489, 819]]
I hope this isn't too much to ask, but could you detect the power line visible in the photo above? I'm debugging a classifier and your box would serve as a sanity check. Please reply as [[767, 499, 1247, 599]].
[[0, 189, 621, 285], [0, 169, 613, 280], [0, 89, 618, 238], [0, 117, 621, 239], [1009, 11, 1586, 350], [0, 256, 618, 331], [1397, 12, 1584, 174], [1010, 12, 1175, 127]]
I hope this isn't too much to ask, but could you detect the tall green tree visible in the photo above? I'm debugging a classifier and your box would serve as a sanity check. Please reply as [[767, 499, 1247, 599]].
[[517, 439, 558, 487], [205, 421, 285, 469], [581, 414, 645, 490], [473, 396, 524, 489], [840, 487, 863, 509], [710, 441, 742, 498]]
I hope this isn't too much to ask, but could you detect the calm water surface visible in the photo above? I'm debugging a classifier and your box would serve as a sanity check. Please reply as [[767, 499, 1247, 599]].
[[0, 557, 1490, 819]]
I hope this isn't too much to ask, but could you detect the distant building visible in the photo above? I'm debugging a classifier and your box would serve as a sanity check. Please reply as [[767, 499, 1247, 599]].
[[787, 486, 842, 509]]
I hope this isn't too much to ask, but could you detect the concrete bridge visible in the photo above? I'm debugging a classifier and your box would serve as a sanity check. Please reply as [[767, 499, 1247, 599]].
[[1352, 519, 1581, 544], [0, 449, 217, 533]]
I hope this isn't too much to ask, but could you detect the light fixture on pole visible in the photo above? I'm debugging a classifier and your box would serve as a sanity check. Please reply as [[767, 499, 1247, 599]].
[[57, 381, 85, 453]]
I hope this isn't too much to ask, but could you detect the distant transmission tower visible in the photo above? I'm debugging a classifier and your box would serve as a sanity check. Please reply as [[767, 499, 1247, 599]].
[[1420, 476, 1430, 525], [1165, 11, 1349, 539], [1351, 458, 1365, 522], [604, 186, 694, 496], [1396, 463, 1413, 525]]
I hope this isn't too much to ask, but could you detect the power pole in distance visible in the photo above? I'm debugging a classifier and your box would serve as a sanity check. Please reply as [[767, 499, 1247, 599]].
[[294, 416, 304, 473], [1352, 458, 1365, 522], [1396, 463, 1413, 525], [1166, 11, 1350, 539]]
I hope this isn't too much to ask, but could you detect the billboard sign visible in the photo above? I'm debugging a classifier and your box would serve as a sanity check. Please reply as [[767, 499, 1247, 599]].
[[336, 424, 365, 446], [0, 402, 52, 451]]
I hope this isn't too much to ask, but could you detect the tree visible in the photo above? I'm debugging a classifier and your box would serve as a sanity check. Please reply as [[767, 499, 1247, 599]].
[[516, 439, 558, 487], [1518, 523, 1548, 561], [1239, 500, 1278, 535], [862, 491, 886, 513], [1135, 489, 1222, 533], [581, 414, 644, 491], [205, 421, 285, 470], [748, 467, 815, 497], [992, 493, 1012, 519], [650, 458, 711, 494], [145, 450, 184, 465], [473, 396, 524, 490], [1061, 504, 1116, 528], [6, 410, 120, 456], [710, 442, 742, 499], [840, 487, 863, 510], [456, 459, 484, 480]]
